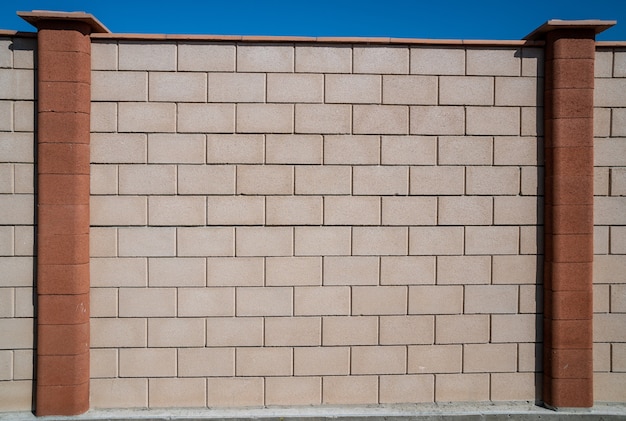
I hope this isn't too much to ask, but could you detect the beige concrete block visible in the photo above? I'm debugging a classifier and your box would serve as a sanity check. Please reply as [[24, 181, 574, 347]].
[[324, 135, 379, 165], [149, 378, 206, 408], [410, 166, 464, 195], [409, 227, 464, 256], [295, 104, 351, 134], [91, 257, 147, 287], [407, 345, 462, 373], [118, 103, 176, 133], [615, 51, 626, 77], [611, 284, 626, 313], [266, 257, 321, 286], [177, 103, 235, 133], [295, 45, 351, 73], [611, 226, 626, 254], [325, 74, 381, 104], [466, 166, 519, 195], [91, 41, 117, 70], [13, 287, 32, 318], [237, 165, 293, 195], [295, 165, 351, 195], [522, 47, 544, 76], [353, 226, 407, 255], [92, 71, 147, 101], [493, 136, 540, 166], [436, 373, 490, 401], [148, 196, 206, 226], [208, 72, 265, 102], [518, 343, 541, 372], [92, 163, 118, 196], [325, 196, 380, 225], [380, 315, 434, 345], [0, 39, 11, 68], [594, 284, 610, 314], [91, 378, 147, 409], [119, 164, 176, 195], [236, 347, 292, 376], [520, 284, 541, 314], [353, 166, 408, 195], [0, 69, 34, 100], [148, 133, 205, 164], [236, 286, 292, 316], [492, 255, 540, 284], [119, 42, 175, 70], [294, 286, 350, 316], [265, 316, 321, 346], [13, 101, 33, 132], [205, 317, 263, 347], [323, 256, 379, 285], [178, 43, 235, 71], [466, 106, 520, 135], [149, 257, 205, 287], [436, 315, 489, 344], [0, 132, 33, 163], [352, 345, 406, 375], [207, 135, 264, 164], [207, 377, 264, 408], [91, 133, 147, 164], [236, 227, 293, 257], [0, 195, 33, 225], [118, 227, 176, 257], [612, 168, 626, 196], [354, 46, 409, 74], [207, 196, 264, 226], [494, 196, 540, 225], [440, 76, 494, 105], [465, 226, 519, 255], [612, 108, 626, 137], [595, 78, 626, 107], [323, 376, 378, 405], [12, 38, 35, 70], [491, 314, 538, 343], [521, 166, 543, 196], [0, 101, 11, 131], [438, 196, 492, 226], [0, 164, 12, 193], [119, 348, 176, 377], [595, 373, 626, 402], [380, 374, 434, 404], [91, 196, 146, 226], [178, 165, 235, 195], [594, 255, 626, 284], [294, 347, 350, 375], [148, 317, 205, 347], [294, 226, 351, 256], [594, 313, 626, 343], [266, 196, 322, 226], [521, 106, 543, 137], [267, 73, 323, 103], [322, 316, 378, 345], [411, 47, 465, 75], [465, 285, 518, 314], [439, 136, 492, 165], [595, 138, 626, 166], [381, 136, 436, 165], [594, 107, 611, 138], [91, 288, 117, 318], [595, 197, 626, 225], [178, 347, 234, 377], [238, 44, 293, 72], [0, 257, 32, 287], [266, 377, 321, 406], [409, 285, 463, 314], [380, 256, 435, 285], [91, 318, 146, 348], [353, 105, 409, 135], [410, 106, 464, 135], [0, 381, 30, 410], [177, 287, 234, 317], [266, 134, 322, 164], [467, 48, 520, 76], [383, 75, 437, 105], [491, 373, 538, 401], [0, 226, 13, 256], [613, 343, 626, 372], [90, 348, 118, 378], [207, 257, 264, 287], [236, 103, 293, 133], [9, 167, 31, 195], [91, 102, 117, 133], [0, 288, 13, 317], [382, 196, 436, 226], [495, 77, 540, 106], [352, 286, 407, 315]]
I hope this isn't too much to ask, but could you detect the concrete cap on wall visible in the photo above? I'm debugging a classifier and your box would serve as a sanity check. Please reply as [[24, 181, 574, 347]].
[[524, 19, 616, 40], [17, 10, 110, 33]]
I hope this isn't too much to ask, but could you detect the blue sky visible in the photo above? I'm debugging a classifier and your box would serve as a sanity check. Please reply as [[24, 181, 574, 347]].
[[2, 0, 625, 40]]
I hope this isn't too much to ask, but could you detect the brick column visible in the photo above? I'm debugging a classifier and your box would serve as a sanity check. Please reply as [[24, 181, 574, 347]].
[[526, 20, 614, 408], [18, 11, 109, 416]]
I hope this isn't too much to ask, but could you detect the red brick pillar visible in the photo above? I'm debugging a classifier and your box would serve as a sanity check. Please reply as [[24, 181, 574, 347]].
[[18, 11, 109, 416], [526, 20, 614, 408]]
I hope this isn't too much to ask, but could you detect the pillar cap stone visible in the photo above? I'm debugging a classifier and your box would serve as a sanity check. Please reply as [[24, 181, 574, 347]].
[[17, 10, 110, 33], [524, 19, 616, 40]]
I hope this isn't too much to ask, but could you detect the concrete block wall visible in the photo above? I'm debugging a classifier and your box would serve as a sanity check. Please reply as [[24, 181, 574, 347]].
[[88, 40, 545, 408], [593, 47, 626, 402], [0, 35, 36, 411]]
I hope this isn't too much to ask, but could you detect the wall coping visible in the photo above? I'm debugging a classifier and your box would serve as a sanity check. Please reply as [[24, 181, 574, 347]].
[[17, 10, 110, 33]]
